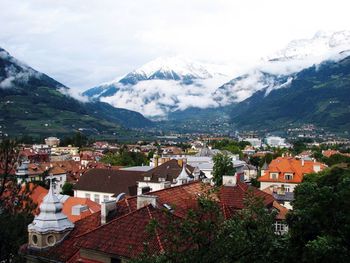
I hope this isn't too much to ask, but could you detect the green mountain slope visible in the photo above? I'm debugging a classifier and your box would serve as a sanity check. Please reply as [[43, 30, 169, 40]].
[[230, 55, 350, 132], [0, 47, 152, 137]]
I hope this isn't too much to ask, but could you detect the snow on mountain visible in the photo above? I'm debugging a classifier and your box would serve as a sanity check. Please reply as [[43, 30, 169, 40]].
[[85, 30, 350, 119], [213, 30, 350, 107], [132, 56, 213, 79], [84, 56, 232, 118], [267, 30, 350, 61], [0, 47, 42, 88]]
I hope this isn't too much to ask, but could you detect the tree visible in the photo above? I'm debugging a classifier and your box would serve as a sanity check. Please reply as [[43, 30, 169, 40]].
[[249, 156, 261, 168], [287, 166, 350, 262], [0, 139, 18, 197], [0, 139, 35, 262], [61, 182, 74, 196], [133, 190, 286, 263], [101, 146, 148, 167], [212, 153, 235, 186]]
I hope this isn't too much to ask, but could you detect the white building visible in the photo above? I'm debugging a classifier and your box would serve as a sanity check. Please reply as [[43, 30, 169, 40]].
[[73, 168, 145, 204], [265, 136, 291, 148], [243, 138, 262, 148]]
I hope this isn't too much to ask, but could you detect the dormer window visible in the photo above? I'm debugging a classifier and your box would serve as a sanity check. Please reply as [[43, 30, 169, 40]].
[[285, 174, 293, 180], [270, 173, 278, 180], [144, 176, 151, 181], [158, 178, 165, 182]]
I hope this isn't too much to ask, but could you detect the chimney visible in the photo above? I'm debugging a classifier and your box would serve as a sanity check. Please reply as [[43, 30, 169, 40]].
[[71, 204, 88, 216], [222, 175, 237, 186], [154, 157, 159, 167], [301, 159, 305, 167], [137, 195, 158, 209], [313, 164, 321, 173], [101, 200, 117, 225], [177, 159, 183, 167]]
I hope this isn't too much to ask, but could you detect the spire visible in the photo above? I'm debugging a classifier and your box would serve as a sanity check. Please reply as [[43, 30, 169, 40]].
[[177, 162, 190, 181], [28, 177, 74, 234]]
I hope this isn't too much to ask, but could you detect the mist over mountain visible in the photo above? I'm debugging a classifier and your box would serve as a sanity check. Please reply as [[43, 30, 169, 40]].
[[0, 47, 152, 137], [83, 31, 350, 123], [230, 55, 350, 132], [84, 56, 231, 118]]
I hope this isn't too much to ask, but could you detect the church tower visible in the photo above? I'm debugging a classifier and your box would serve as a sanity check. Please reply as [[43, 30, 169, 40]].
[[28, 179, 74, 249]]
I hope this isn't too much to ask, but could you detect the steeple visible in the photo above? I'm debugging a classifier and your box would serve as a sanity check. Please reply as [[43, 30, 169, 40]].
[[176, 162, 191, 185], [28, 178, 74, 249]]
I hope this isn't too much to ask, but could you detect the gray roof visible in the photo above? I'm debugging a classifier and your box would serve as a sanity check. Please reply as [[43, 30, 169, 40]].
[[120, 166, 152, 172], [273, 192, 294, 202]]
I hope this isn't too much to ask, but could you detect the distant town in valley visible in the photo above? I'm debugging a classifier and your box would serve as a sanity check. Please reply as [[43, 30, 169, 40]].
[[1, 1, 350, 262]]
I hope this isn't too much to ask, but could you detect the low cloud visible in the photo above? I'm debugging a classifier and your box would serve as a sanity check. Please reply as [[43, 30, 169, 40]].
[[58, 87, 90, 103], [101, 76, 228, 118]]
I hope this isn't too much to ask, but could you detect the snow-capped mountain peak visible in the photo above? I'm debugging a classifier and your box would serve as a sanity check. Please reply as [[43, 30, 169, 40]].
[[131, 56, 213, 80], [268, 30, 350, 61]]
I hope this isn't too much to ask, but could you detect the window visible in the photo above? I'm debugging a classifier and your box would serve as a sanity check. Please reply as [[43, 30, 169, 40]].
[[285, 174, 293, 180], [275, 221, 288, 234], [85, 193, 91, 199], [32, 234, 38, 245], [158, 177, 165, 182], [103, 195, 109, 202], [47, 235, 56, 246], [94, 194, 100, 204], [284, 186, 291, 192], [270, 173, 278, 180], [144, 176, 151, 181]]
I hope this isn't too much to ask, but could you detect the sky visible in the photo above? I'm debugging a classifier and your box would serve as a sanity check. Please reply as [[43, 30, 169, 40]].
[[1, 0, 350, 91]]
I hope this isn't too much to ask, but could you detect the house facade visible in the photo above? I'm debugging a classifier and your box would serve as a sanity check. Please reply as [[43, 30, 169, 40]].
[[259, 157, 326, 203]]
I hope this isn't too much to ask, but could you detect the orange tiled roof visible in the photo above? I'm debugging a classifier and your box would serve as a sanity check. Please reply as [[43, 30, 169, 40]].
[[258, 157, 326, 184], [62, 197, 101, 222], [116, 180, 208, 218]]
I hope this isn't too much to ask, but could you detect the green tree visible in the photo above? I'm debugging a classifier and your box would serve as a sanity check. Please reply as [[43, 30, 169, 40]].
[[212, 153, 235, 186], [61, 182, 74, 196], [133, 190, 286, 263], [324, 154, 350, 166], [101, 147, 148, 167], [0, 139, 35, 262], [287, 166, 350, 262], [249, 156, 261, 168]]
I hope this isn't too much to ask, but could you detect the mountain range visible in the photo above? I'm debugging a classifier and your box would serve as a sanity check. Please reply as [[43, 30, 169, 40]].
[[83, 31, 350, 131], [0, 47, 153, 138], [230, 55, 350, 132], [1, 30, 350, 137]]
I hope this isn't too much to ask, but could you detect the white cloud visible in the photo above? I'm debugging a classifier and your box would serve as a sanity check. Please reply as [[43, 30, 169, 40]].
[[101, 76, 228, 118], [1, 0, 350, 91]]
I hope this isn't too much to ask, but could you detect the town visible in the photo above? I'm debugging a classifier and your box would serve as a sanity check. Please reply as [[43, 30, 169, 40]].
[[1, 1, 350, 262], [1, 131, 350, 262]]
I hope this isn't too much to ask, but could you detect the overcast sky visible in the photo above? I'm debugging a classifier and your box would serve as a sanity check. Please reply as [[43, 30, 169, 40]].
[[1, 0, 350, 91]]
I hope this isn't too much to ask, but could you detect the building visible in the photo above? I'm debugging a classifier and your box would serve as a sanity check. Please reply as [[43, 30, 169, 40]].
[[236, 164, 258, 182], [22, 178, 288, 262], [16, 162, 67, 195], [27, 180, 74, 251], [137, 159, 202, 194], [26, 183, 101, 222], [73, 168, 145, 204], [243, 138, 262, 148], [259, 157, 326, 194], [44, 137, 60, 147], [264, 136, 291, 148]]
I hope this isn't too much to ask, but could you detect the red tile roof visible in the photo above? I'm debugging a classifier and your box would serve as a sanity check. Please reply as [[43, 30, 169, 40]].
[[219, 182, 275, 210], [76, 205, 171, 259], [116, 181, 209, 218], [62, 197, 101, 222], [22, 211, 102, 262], [258, 157, 326, 184]]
